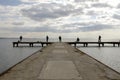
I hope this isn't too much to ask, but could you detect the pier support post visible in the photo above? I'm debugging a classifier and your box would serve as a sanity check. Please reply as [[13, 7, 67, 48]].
[[16, 43, 18, 47], [74, 43, 76, 47], [118, 43, 120, 47], [113, 43, 115, 47], [86, 43, 88, 47], [42, 43, 44, 47], [83, 44, 85, 47], [98, 43, 100, 47], [32, 43, 33, 47], [102, 43, 104, 47], [29, 43, 33, 47], [29, 43, 31, 47]]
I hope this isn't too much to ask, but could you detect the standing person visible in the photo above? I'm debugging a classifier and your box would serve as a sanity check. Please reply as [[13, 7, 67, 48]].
[[46, 35, 49, 42], [98, 35, 101, 42], [76, 37, 80, 42], [59, 36, 62, 42], [20, 36, 22, 42]]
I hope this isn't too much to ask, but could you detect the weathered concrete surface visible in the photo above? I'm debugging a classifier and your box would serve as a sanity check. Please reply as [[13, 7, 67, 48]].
[[38, 61, 82, 79], [0, 42, 120, 80], [54, 45, 65, 48]]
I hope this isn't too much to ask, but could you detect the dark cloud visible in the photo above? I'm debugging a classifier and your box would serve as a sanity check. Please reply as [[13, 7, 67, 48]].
[[92, 3, 112, 8], [0, 25, 78, 33], [75, 0, 98, 2], [33, 27, 56, 32], [113, 14, 120, 20], [21, 3, 82, 21], [0, 0, 22, 6], [86, 10, 98, 16], [117, 4, 120, 8], [62, 23, 113, 32], [63, 22, 89, 28], [79, 24, 113, 32], [12, 26, 56, 32], [12, 26, 75, 33], [12, 22, 24, 25], [1, 26, 56, 33], [0, 23, 114, 33]]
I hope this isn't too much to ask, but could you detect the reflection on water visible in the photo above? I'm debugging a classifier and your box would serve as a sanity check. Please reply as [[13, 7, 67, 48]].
[[0, 39, 41, 74], [79, 47, 120, 73]]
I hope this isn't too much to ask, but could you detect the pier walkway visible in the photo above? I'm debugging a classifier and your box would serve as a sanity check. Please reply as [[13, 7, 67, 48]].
[[0, 43, 120, 80]]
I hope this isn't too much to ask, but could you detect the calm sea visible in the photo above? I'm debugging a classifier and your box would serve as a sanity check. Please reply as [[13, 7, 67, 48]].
[[0, 38, 120, 74], [77, 38, 120, 73], [0, 38, 41, 74]]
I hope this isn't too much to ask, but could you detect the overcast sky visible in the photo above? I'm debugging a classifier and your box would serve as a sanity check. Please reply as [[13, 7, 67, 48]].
[[0, 0, 120, 39]]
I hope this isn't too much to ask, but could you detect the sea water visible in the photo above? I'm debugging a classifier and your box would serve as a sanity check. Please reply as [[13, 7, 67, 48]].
[[79, 47, 120, 73], [77, 38, 120, 73], [0, 38, 41, 74]]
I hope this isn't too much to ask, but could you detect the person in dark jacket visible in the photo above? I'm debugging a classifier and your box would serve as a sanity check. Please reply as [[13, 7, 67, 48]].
[[59, 36, 62, 42], [20, 36, 22, 42], [46, 36, 49, 42]]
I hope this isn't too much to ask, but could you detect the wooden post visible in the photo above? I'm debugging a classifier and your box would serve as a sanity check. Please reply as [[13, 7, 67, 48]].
[[98, 43, 100, 47], [32, 43, 33, 47], [16, 43, 18, 47], [113, 43, 115, 47], [74, 43, 76, 47], [42, 43, 44, 47], [118, 43, 120, 47], [85, 43, 88, 47], [102, 43, 104, 47], [29, 43, 31, 47], [83, 43, 85, 47], [86, 43, 88, 47]]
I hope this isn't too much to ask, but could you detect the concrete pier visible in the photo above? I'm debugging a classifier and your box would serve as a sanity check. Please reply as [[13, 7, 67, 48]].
[[0, 42, 120, 80]]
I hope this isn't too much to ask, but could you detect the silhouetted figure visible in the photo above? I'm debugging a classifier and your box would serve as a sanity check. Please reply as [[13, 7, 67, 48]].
[[98, 35, 101, 42], [59, 36, 62, 42], [20, 36, 22, 42], [46, 36, 49, 42], [76, 37, 80, 42]]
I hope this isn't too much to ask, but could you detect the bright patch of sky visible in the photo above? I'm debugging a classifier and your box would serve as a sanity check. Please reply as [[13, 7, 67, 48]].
[[99, 0, 120, 7], [0, 0, 120, 39], [0, 0, 22, 6]]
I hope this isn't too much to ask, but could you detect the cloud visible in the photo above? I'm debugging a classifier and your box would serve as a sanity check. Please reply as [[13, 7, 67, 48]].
[[113, 14, 120, 20], [63, 22, 90, 28], [62, 22, 114, 32], [0, 26, 77, 33], [11, 26, 75, 33], [86, 10, 98, 16], [79, 24, 113, 32], [20, 0, 47, 3], [0, 0, 120, 38], [74, 0, 98, 2], [12, 22, 24, 25], [92, 3, 112, 8], [117, 4, 120, 8], [0, 26, 57, 33], [21, 3, 80, 21], [0, 21, 115, 34]]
